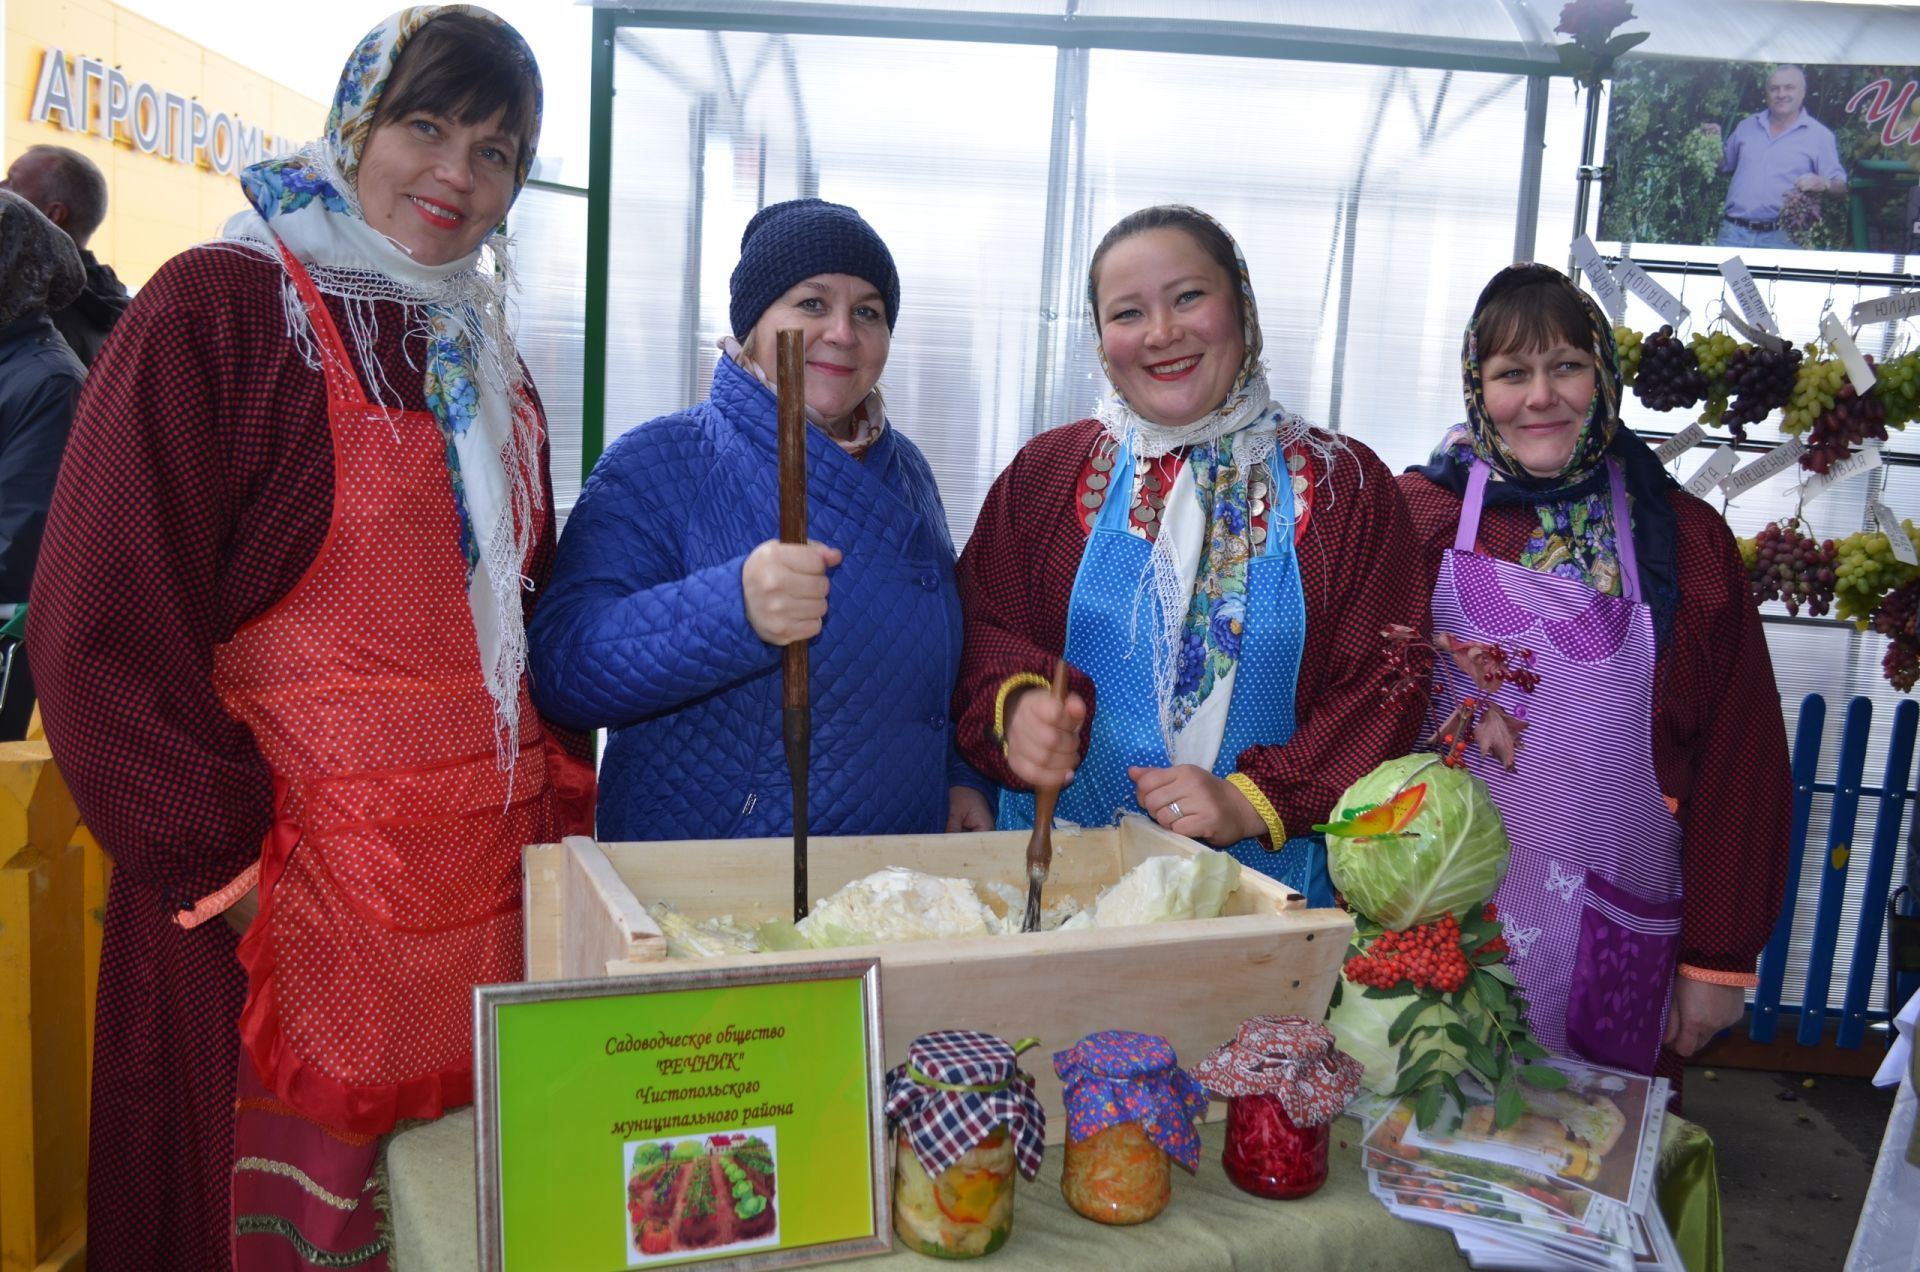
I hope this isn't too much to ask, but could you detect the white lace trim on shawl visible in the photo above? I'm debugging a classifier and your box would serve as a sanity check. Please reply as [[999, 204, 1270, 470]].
[[214, 150, 542, 771], [1094, 362, 1336, 766]]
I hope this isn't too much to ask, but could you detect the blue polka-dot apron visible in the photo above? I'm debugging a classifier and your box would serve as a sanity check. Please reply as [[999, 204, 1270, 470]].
[[999, 437, 1333, 905]]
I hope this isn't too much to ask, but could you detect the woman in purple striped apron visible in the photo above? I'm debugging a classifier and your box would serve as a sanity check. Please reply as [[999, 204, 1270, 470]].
[[1398, 265, 1792, 1084]]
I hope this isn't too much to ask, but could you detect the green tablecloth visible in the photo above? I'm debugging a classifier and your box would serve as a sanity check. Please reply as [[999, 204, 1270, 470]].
[[389, 1110, 1723, 1271], [391, 1110, 1696, 1271]]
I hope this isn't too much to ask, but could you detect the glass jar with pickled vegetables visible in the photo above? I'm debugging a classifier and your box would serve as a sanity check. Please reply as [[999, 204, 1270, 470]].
[[1193, 1015, 1364, 1201], [884, 1031, 1046, 1258], [1053, 1031, 1208, 1225]]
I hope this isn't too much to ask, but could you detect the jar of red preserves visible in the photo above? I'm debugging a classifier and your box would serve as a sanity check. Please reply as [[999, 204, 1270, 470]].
[[1193, 1015, 1363, 1201], [1053, 1031, 1208, 1225]]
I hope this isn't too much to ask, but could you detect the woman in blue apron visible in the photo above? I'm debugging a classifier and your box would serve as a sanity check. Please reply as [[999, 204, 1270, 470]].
[[953, 207, 1426, 906], [1398, 264, 1791, 1079]]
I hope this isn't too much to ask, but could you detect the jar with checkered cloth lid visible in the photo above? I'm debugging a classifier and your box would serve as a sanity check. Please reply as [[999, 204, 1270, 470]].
[[1054, 1030, 1209, 1226], [882, 1030, 1045, 1258], [1193, 1014, 1362, 1200]]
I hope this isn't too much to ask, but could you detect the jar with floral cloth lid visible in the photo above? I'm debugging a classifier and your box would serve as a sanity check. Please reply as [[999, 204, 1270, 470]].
[[1053, 1030, 1208, 1225], [1193, 1014, 1363, 1199], [883, 1030, 1046, 1258]]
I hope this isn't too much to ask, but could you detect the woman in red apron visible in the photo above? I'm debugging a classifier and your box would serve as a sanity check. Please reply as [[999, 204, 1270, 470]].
[[1398, 264, 1791, 1085], [30, 9, 592, 1270]]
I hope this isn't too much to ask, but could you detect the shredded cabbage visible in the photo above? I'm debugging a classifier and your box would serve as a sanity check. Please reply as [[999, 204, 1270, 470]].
[[657, 852, 1242, 954], [1069, 850, 1242, 928], [1325, 756, 1511, 930]]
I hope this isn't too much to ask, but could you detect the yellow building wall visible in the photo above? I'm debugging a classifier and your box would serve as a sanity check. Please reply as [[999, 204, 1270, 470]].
[[5, 0, 326, 287]]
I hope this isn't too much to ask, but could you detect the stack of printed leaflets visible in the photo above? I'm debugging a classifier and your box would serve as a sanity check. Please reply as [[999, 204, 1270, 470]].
[[1353, 1057, 1686, 1271]]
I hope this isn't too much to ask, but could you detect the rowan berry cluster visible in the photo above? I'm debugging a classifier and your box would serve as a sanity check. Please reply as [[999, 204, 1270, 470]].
[[1343, 913, 1471, 994]]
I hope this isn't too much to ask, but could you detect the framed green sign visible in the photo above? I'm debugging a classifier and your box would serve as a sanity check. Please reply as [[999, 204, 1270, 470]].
[[474, 959, 888, 1271]]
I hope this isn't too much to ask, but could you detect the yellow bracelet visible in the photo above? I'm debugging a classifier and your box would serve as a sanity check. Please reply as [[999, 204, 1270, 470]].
[[992, 673, 1053, 756], [1676, 963, 1758, 989], [1225, 773, 1285, 846]]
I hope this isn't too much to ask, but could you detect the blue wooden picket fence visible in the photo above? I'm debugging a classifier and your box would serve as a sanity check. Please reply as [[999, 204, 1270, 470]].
[[1750, 693, 1920, 1049]]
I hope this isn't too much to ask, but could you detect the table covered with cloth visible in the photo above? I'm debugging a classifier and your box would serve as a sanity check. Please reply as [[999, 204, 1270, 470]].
[[383, 1109, 1721, 1271]]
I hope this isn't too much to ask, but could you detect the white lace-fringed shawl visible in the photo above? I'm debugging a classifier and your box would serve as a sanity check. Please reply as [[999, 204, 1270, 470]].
[[216, 154, 543, 772]]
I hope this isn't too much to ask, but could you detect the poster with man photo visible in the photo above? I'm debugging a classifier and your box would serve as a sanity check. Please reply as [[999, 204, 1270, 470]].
[[1599, 58, 1920, 255]]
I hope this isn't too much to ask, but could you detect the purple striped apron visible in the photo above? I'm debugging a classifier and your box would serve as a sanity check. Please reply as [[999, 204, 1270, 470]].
[[1426, 459, 1685, 1076]]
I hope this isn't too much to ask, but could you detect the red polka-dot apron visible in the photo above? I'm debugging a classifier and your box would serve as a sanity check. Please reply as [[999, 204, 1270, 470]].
[[217, 242, 589, 1137], [1427, 459, 1684, 1077]]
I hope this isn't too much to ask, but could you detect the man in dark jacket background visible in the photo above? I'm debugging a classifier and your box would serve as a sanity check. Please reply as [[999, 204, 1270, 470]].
[[0, 189, 86, 738], [2, 145, 130, 367]]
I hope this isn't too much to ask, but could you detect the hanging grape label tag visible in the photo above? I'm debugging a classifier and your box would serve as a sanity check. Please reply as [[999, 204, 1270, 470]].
[[1718, 258, 1781, 335], [1571, 235, 1627, 324], [1721, 307, 1786, 354], [1614, 257, 1691, 329], [1682, 444, 1739, 498], [1719, 438, 1805, 500], [1654, 423, 1706, 463], [1850, 292, 1920, 327], [1871, 498, 1918, 566], [1800, 444, 1883, 505], [1819, 312, 1877, 394]]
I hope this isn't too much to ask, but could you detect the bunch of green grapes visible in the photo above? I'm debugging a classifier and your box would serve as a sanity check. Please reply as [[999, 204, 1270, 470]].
[[1835, 527, 1920, 628], [1784, 350, 1847, 436], [1872, 347, 1920, 431], [1737, 534, 1759, 572], [1690, 330, 1742, 382], [1613, 326, 1644, 385], [1689, 331, 1742, 427]]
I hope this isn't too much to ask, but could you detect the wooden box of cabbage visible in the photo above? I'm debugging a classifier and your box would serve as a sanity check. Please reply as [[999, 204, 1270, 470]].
[[523, 815, 1351, 1143]]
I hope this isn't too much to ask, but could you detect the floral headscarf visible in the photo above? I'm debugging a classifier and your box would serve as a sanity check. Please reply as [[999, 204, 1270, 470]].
[[222, 6, 544, 766], [1414, 263, 1680, 649], [1087, 207, 1326, 760], [0, 189, 84, 327]]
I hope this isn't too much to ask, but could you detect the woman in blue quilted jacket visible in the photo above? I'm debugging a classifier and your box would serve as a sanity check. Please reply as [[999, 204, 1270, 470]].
[[530, 198, 992, 841]]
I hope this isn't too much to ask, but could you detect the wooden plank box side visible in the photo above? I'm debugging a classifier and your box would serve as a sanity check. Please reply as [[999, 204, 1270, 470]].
[[521, 816, 1352, 1144]]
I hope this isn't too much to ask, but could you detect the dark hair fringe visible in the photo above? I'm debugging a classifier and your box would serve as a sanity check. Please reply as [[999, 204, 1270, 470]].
[[375, 12, 538, 164], [1089, 205, 1239, 330], [1473, 271, 1595, 361]]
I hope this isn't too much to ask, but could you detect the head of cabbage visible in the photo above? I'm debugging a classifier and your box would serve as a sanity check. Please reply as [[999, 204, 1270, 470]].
[[1324, 756, 1510, 931]]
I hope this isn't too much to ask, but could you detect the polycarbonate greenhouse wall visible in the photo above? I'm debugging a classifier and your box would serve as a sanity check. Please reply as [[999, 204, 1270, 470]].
[[530, 0, 1920, 1028]]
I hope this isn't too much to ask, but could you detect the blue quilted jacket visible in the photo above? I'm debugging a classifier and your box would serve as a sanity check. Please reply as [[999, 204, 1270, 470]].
[[529, 355, 978, 841]]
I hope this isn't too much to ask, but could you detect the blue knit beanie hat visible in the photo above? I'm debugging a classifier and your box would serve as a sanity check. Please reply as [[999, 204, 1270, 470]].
[[729, 198, 900, 339]]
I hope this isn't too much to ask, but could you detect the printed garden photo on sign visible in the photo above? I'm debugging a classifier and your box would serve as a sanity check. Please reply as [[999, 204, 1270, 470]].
[[624, 1127, 781, 1265], [1598, 57, 1920, 254]]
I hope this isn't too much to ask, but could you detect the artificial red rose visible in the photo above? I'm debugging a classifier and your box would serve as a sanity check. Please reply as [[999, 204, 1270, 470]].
[[1555, 0, 1636, 43]]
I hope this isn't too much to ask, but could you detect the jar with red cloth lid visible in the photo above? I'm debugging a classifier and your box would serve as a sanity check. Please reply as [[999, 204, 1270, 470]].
[[1193, 1014, 1363, 1199], [1053, 1030, 1208, 1225], [883, 1031, 1046, 1258]]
